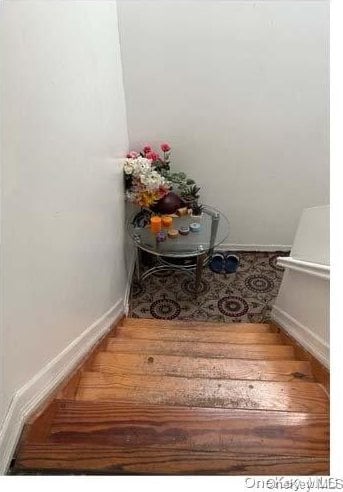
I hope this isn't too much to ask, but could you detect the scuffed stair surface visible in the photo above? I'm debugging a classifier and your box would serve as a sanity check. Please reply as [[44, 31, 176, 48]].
[[117, 318, 279, 332], [106, 339, 297, 359], [91, 352, 313, 382], [12, 319, 329, 475], [75, 373, 328, 413]]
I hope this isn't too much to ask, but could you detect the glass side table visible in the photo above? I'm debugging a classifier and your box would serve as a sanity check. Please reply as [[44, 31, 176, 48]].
[[127, 205, 230, 295]]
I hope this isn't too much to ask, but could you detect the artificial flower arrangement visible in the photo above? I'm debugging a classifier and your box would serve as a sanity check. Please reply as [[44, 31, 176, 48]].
[[123, 143, 202, 214]]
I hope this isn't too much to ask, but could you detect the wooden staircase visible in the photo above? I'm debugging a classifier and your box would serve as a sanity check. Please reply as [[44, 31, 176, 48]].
[[12, 318, 329, 475]]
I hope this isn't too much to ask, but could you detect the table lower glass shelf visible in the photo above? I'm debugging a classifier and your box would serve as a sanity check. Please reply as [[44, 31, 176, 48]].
[[135, 250, 208, 296], [128, 204, 230, 297]]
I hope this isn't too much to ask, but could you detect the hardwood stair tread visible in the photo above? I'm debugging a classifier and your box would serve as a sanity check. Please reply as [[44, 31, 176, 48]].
[[114, 326, 283, 344], [122, 318, 278, 332], [74, 372, 329, 413], [14, 442, 329, 475], [12, 317, 330, 476], [22, 400, 328, 457], [91, 351, 313, 382], [105, 338, 296, 359]]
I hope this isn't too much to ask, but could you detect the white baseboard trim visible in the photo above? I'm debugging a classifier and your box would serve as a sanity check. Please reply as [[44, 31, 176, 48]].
[[271, 305, 329, 368], [0, 298, 124, 475], [217, 243, 291, 252]]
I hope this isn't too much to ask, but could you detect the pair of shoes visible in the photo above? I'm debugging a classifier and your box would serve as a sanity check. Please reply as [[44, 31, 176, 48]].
[[209, 252, 240, 274]]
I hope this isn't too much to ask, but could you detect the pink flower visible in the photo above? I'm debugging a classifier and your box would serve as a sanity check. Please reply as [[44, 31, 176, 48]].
[[126, 151, 139, 158], [161, 143, 171, 152], [143, 145, 152, 154], [146, 151, 160, 162]]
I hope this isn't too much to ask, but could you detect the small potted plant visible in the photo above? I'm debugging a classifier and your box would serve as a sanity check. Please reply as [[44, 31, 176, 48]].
[[190, 202, 204, 225], [191, 202, 203, 217]]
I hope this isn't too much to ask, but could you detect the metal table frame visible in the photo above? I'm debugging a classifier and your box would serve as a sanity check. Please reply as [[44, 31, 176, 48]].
[[130, 206, 221, 296]]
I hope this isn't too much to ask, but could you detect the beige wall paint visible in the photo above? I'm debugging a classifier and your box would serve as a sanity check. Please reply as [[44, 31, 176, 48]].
[[117, 0, 329, 247], [1, 0, 128, 425]]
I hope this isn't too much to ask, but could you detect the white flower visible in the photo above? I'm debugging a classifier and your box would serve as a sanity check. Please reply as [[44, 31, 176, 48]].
[[140, 170, 168, 190], [124, 155, 171, 203], [124, 159, 134, 175], [137, 156, 151, 167], [124, 156, 151, 177]]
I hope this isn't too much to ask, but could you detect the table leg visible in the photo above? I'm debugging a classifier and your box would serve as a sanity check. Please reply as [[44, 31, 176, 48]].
[[135, 246, 142, 283], [195, 252, 207, 295], [208, 212, 220, 258]]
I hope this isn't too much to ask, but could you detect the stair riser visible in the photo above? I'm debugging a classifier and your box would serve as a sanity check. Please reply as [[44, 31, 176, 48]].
[[121, 318, 277, 333], [106, 339, 296, 360], [114, 327, 283, 344]]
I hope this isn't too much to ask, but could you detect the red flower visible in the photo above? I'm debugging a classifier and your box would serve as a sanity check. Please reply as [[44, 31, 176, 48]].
[[161, 143, 171, 152], [143, 145, 152, 154], [146, 151, 160, 162]]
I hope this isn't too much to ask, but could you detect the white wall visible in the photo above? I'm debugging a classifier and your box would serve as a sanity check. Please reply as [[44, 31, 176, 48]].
[[291, 205, 329, 265], [117, 0, 329, 249], [272, 206, 330, 367], [1, 0, 128, 439]]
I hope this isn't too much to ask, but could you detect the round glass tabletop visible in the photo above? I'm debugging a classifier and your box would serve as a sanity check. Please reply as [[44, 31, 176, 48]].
[[127, 205, 230, 258]]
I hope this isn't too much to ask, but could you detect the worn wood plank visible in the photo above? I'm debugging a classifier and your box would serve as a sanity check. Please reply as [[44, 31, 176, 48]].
[[28, 400, 328, 458], [106, 339, 296, 360], [22, 401, 59, 444], [122, 318, 277, 333], [56, 370, 82, 400], [115, 326, 283, 345], [82, 337, 110, 370], [91, 351, 313, 382], [14, 443, 329, 475], [75, 372, 329, 413], [55, 334, 114, 399], [12, 317, 330, 476], [272, 322, 330, 392]]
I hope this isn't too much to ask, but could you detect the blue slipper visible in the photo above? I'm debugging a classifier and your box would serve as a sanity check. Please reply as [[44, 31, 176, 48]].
[[209, 253, 225, 273], [225, 254, 239, 273]]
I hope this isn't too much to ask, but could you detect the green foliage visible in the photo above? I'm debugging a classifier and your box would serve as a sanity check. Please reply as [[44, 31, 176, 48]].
[[191, 202, 203, 216], [153, 159, 170, 173], [160, 170, 200, 200], [154, 157, 202, 212]]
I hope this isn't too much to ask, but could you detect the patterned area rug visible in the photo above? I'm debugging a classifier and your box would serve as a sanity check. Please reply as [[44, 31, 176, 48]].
[[129, 251, 289, 323]]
